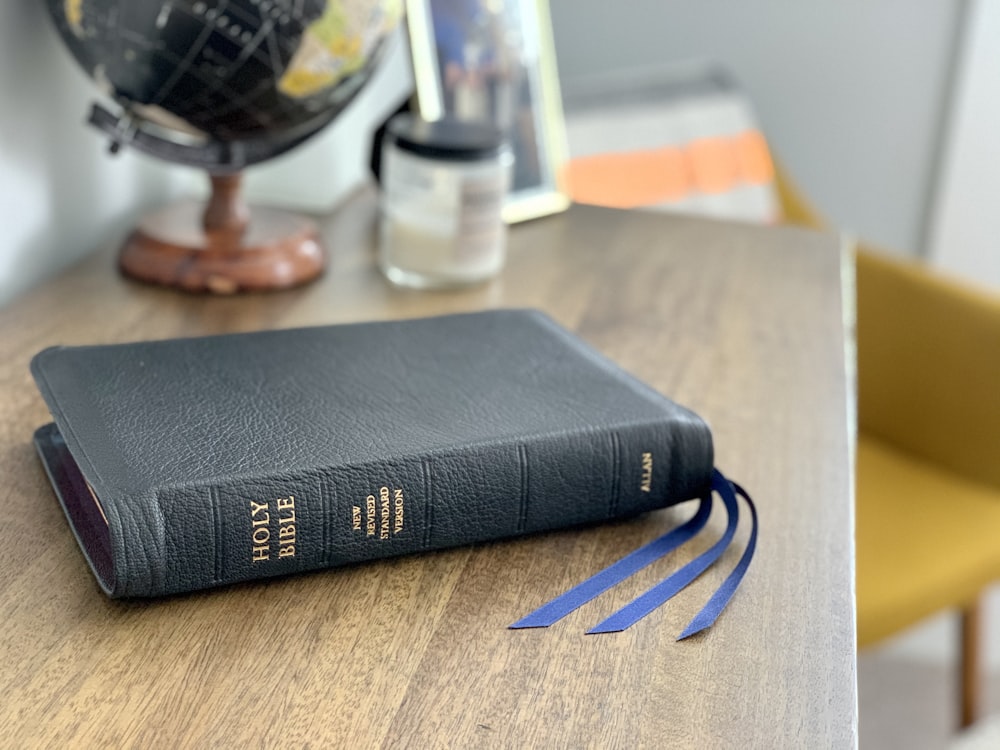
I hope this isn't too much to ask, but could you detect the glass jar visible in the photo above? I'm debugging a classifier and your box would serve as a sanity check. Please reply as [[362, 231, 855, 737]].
[[378, 114, 513, 289]]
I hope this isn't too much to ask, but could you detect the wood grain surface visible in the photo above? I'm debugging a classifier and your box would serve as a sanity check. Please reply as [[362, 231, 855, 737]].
[[0, 189, 856, 749]]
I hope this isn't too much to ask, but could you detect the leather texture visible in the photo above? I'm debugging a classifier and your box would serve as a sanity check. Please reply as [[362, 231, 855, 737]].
[[31, 309, 714, 597]]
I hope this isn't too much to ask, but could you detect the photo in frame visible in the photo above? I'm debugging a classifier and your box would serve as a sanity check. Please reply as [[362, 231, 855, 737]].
[[405, 0, 570, 223]]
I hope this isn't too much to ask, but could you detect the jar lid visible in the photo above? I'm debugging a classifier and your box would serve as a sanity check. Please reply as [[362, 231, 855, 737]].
[[386, 114, 507, 161]]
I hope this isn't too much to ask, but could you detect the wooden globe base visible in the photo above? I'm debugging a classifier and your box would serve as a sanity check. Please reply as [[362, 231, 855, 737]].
[[119, 174, 324, 294]]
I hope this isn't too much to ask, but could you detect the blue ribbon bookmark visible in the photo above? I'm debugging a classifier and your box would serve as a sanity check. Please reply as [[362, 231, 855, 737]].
[[510, 469, 757, 638], [676, 482, 758, 640], [509, 494, 712, 629], [587, 470, 739, 634]]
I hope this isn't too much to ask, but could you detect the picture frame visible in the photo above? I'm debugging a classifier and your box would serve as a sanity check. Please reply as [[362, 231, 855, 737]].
[[405, 0, 571, 223]]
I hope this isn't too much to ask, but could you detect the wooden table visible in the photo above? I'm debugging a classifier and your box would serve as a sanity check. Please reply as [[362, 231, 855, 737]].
[[0, 190, 856, 748]]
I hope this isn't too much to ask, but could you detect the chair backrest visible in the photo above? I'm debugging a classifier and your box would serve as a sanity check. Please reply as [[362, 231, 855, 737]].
[[856, 249, 1000, 490]]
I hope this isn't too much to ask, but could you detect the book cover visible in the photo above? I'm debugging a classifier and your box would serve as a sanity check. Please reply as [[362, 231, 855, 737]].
[[31, 309, 713, 597]]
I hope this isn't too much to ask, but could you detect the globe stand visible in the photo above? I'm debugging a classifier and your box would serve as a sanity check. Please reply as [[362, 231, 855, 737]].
[[119, 173, 324, 294]]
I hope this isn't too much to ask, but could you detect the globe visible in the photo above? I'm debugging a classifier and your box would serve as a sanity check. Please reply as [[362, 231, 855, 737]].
[[47, 0, 403, 168], [44, 0, 404, 293]]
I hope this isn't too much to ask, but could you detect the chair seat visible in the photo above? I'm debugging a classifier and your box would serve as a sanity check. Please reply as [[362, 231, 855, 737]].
[[857, 434, 1000, 646]]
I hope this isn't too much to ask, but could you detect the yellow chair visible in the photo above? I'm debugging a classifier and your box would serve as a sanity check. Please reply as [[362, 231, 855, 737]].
[[568, 150, 1000, 728], [779, 165, 1000, 728]]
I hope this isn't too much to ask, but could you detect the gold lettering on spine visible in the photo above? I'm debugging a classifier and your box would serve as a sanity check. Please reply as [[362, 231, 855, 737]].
[[355, 486, 405, 539], [250, 501, 270, 562], [640, 452, 653, 493], [379, 486, 391, 540], [250, 496, 297, 563], [393, 488, 404, 534], [277, 496, 296, 558], [366, 495, 377, 536]]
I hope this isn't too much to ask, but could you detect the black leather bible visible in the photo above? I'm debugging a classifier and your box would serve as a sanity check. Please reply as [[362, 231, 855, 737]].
[[31, 309, 714, 598]]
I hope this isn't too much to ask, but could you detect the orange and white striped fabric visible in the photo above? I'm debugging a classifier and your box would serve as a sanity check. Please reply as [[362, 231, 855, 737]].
[[565, 129, 776, 216]]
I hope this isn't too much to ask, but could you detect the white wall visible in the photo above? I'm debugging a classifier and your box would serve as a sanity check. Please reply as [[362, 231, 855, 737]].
[[926, 0, 1000, 289], [549, 0, 964, 256], [0, 4, 411, 308], [0, 1, 191, 306]]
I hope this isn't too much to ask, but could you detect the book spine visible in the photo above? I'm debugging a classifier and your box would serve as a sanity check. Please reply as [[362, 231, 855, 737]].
[[147, 420, 712, 596]]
